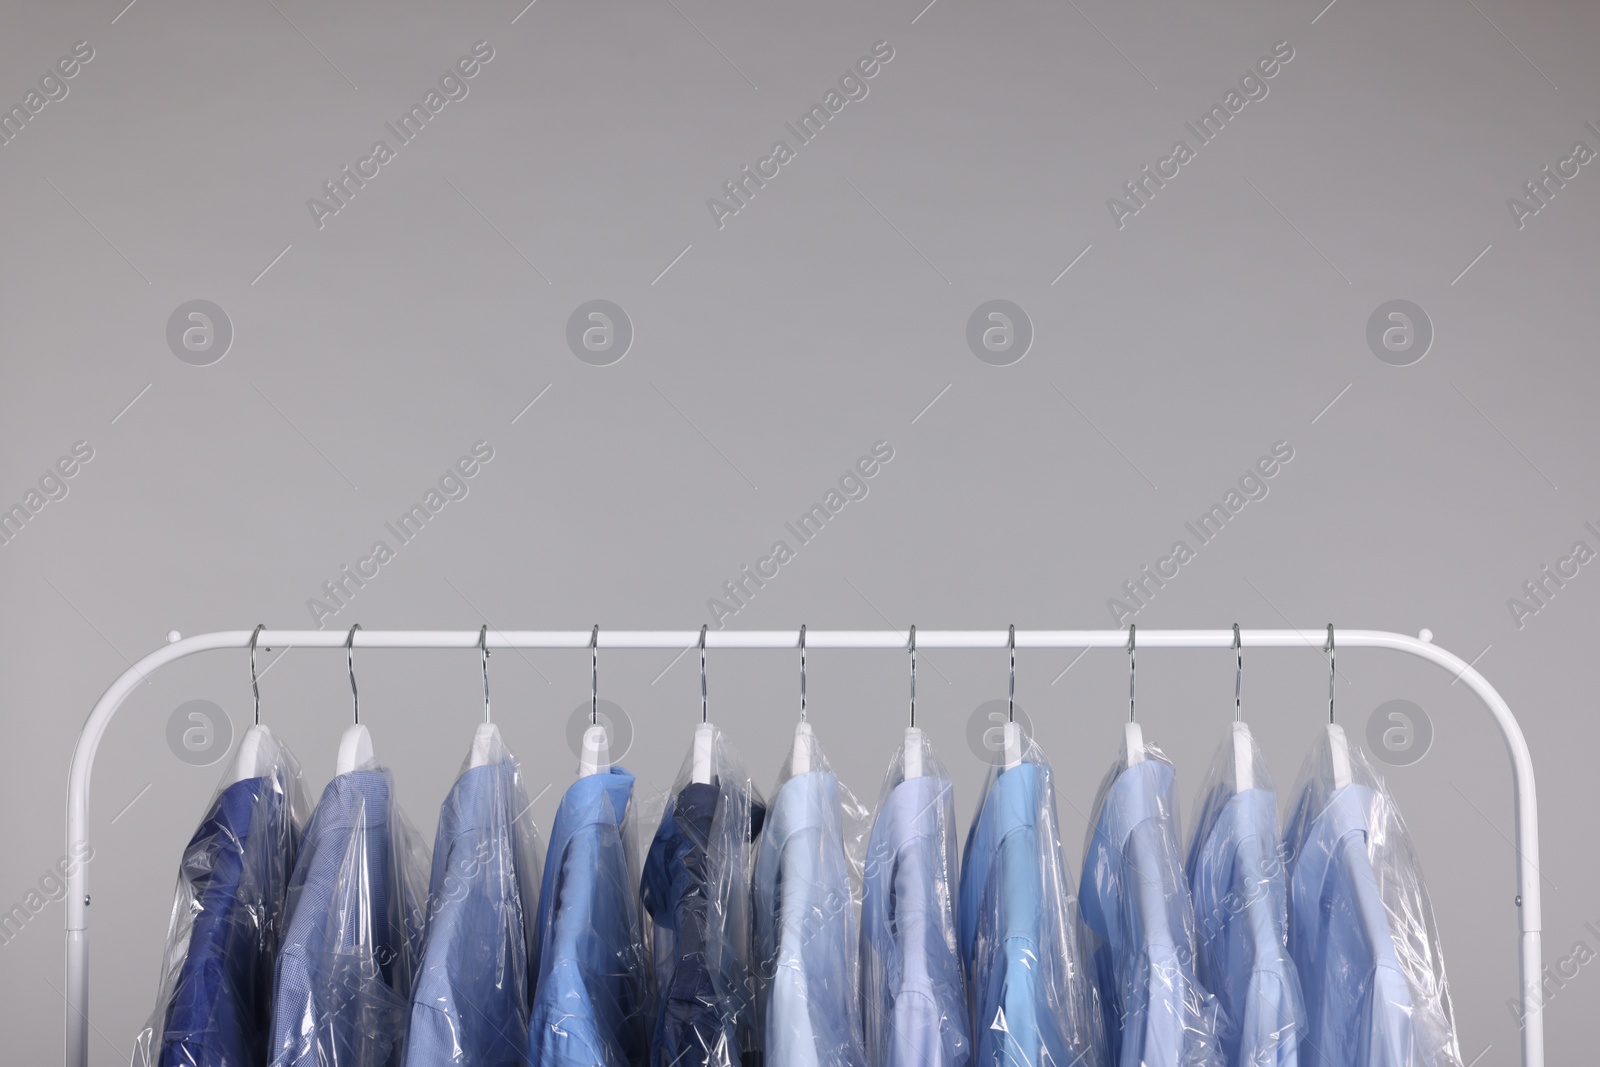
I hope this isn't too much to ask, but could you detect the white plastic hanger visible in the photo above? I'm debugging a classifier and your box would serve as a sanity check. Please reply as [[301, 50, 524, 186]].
[[1124, 625, 1146, 766], [788, 626, 812, 776], [1325, 625, 1352, 788], [1230, 625, 1254, 791], [227, 626, 280, 785], [904, 626, 923, 779], [692, 626, 714, 784], [336, 624, 373, 775], [579, 625, 610, 776], [468, 626, 503, 770]]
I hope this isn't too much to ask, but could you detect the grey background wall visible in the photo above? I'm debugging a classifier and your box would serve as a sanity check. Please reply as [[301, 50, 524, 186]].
[[2, 0, 1596, 1061]]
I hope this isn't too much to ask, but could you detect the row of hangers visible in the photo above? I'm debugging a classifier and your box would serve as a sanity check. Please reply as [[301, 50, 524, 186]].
[[225, 621, 1353, 794]]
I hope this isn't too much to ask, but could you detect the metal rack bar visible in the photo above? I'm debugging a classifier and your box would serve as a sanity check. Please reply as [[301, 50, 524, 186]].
[[64, 627, 1543, 1067]]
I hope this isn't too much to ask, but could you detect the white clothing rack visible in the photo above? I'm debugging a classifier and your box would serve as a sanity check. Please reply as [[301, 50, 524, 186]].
[[64, 627, 1544, 1067]]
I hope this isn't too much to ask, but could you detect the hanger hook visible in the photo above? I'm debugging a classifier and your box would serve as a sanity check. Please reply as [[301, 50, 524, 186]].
[[1324, 623, 1336, 724], [591, 625, 599, 726], [908, 625, 917, 729], [1008, 625, 1016, 724], [699, 625, 709, 725], [1127, 623, 1137, 723], [1232, 623, 1242, 723], [345, 624, 362, 726], [798, 624, 807, 724], [478, 625, 491, 725], [249, 624, 267, 727]]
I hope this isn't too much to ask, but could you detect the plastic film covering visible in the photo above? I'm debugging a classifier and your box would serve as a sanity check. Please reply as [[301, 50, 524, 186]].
[[1185, 724, 1304, 1067], [400, 731, 545, 1067], [959, 736, 1102, 1067], [133, 728, 310, 1067], [860, 731, 970, 1067], [528, 763, 650, 1067], [1282, 727, 1463, 1067], [752, 727, 871, 1067], [1080, 738, 1225, 1067], [640, 726, 768, 1067], [267, 757, 430, 1067]]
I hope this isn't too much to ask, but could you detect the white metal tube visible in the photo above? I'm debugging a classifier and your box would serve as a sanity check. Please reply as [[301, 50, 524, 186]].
[[64, 628, 1543, 1067]]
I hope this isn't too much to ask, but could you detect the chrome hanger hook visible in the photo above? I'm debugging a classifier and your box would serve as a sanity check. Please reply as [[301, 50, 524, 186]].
[[1232, 623, 1242, 724], [1008, 625, 1016, 724], [699, 625, 709, 725], [1127, 623, 1137, 723], [908, 625, 917, 729], [1324, 623, 1336, 724], [478, 625, 491, 725], [345, 624, 362, 726], [590, 625, 599, 726], [249, 624, 267, 727], [798, 624, 807, 724]]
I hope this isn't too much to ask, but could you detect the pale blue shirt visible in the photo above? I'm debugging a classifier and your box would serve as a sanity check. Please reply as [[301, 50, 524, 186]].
[[752, 769, 866, 1067], [1187, 783, 1302, 1067], [860, 773, 969, 1067]]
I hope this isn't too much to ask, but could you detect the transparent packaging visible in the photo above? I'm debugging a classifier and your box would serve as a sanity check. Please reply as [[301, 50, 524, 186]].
[[860, 730, 970, 1067], [401, 731, 545, 1067], [1080, 736, 1225, 1067], [528, 761, 650, 1066], [133, 728, 310, 1067], [267, 756, 430, 1067], [752, 726, 871, 1067], [640, 726, 767, 1067], [960, 735, 1102, 1067], [1185, 724, 1304, 1067], [1283, 726, 1463, 1067]]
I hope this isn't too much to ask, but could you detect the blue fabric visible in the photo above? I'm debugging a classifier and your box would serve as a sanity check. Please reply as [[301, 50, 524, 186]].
[[403, 760, 541, 1067], [958, 762, 1089, 1067], [158, 776, 294, 1067], [1187, 783, 1302, 1067], [270, 769, 422, 1067], [860, 773, 969, 1067], [752, 769, 865, 1067], [1080, 758, 1223, 1067], [1286, 784, 1415, 1067], [640, 780, 766, 1067], [528, 767, 647, 1067]]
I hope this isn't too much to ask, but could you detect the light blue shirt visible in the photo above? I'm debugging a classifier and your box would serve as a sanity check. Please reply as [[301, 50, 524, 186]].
[[1284, 783, 1417, 1067], [860, 772, 969, 1067], [1081, 757, 1224, 1067], [403, 759, 542, 1067], [527, 767, 648, 1067], [752, 768, 866, 1067], [270, 769, 425, 1067], [1187, 781, 1302, 1067], [958, 760, 1099, 1067]]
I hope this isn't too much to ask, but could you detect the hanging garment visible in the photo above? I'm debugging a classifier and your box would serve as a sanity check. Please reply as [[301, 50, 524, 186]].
[[402, 737, 543, 1067], [859, 732, 969, 1067], [958, 739, 1101, 1067], [1185, 725, 1303, 1067], [1283, 727, 1463, 1067], [528, 766, 648, 1067], [134, 733, 308, 1067], [268, 762, 429, 1067], [640, 727, 767, 1067], [751, 728, 868, 1067], [1080, 740, 1225, 1067]]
